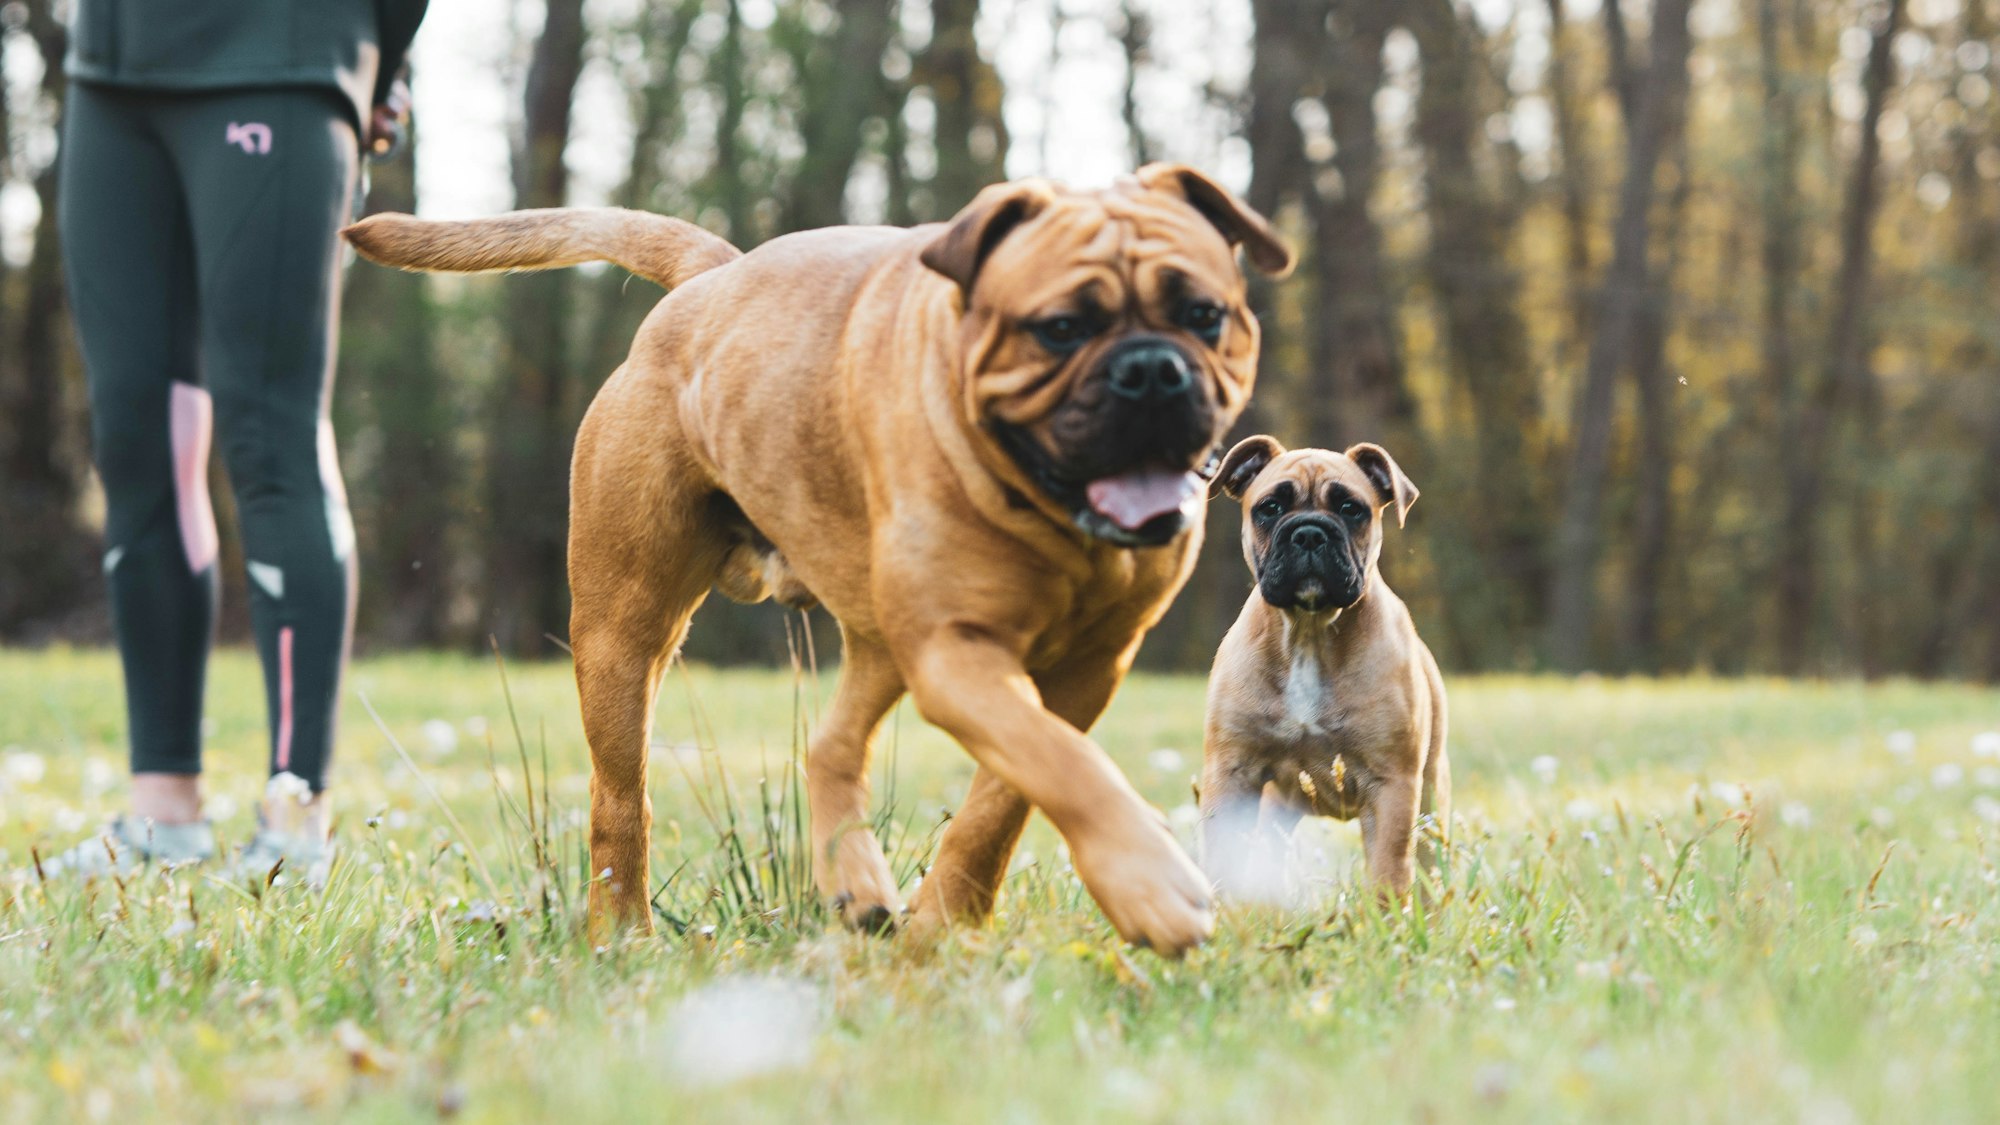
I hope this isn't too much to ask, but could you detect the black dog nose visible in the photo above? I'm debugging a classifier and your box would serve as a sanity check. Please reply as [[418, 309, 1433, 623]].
[[1290, 524, 1329, 552], [1105, 343, 1193, 401]]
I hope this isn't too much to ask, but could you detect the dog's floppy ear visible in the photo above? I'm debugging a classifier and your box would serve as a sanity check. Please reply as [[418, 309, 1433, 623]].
[[921, 179, 1058, 292], [1213, 435, 1286, 500], [1135, 163, 1296, 277], [1345, 443, 1419, 528]]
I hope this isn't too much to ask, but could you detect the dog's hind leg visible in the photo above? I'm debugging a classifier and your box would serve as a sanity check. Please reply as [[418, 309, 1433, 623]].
[[570, 386, 721, 946], [806, 636, 906, 932]]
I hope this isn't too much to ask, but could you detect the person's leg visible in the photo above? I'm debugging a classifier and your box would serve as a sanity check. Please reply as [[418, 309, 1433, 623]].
[[164, 89, 359, 822], [59, 85, 217, 824]]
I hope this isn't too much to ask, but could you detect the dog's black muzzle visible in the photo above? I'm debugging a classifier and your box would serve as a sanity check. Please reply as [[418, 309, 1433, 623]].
[[1257, 513, 1364, 611]]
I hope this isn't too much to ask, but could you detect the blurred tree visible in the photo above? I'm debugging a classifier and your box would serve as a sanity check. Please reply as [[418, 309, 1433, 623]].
[[925, 0, 1010, 215], [487, 0, 589, 655], [784, 0, 897, 231], [339, 104, 457, 648], [0, 0, 94, 637], [1408, 0, 1543, 661], [1547, 0, 1692, 671]]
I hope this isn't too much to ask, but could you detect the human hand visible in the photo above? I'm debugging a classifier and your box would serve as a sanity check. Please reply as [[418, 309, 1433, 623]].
[[367, 78, 413, 158]]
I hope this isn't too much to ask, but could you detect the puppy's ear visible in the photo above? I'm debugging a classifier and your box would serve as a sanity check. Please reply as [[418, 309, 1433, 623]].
[[1213, 435, 1286, 500], [1346, 443, 1419, 528], [921, 179, 1058, 293], [1135, 163, 1296, 277]]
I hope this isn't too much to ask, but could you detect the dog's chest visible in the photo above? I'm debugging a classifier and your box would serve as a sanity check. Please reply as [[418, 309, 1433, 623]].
[[1275, 649, 1338, 737]]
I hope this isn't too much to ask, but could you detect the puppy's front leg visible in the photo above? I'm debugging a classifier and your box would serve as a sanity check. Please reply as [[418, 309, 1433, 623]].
[[1358, 777, 1421, 903], [904, 633, 1213, 956]]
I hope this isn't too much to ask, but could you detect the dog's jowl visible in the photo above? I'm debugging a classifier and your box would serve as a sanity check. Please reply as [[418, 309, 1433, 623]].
[[1201, 436, 1450, 904], [345, 166, 1295, 956]]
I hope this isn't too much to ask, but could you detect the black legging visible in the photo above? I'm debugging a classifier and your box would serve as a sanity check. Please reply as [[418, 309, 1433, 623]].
[[60, 83, 359, 791]]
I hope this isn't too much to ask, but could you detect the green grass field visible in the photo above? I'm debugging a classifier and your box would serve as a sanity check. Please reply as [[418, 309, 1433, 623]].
[[3, 647, 1999, 1122]]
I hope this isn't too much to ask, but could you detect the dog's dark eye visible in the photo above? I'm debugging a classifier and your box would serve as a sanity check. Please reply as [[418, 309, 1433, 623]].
[[1337, 498, 1367, 522], [1178, 301, 1225, 344], [1030, 315, 1098, 353], [1255, 497, 1286, 521]]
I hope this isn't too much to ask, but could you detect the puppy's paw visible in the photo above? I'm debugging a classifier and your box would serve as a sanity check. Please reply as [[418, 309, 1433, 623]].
[[1068, 810, 1214, 958], [816, 825, 902, 934]]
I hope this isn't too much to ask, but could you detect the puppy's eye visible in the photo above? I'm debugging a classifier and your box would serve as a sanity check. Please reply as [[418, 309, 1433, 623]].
[[1255, 497, 1286, 521], [1337, 499, 1367, 522], [1178, 301, 1225, 344], [1030, 315, 1098, 353]]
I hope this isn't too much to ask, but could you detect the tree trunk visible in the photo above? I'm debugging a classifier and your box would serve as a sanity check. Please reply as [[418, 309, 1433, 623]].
[[1407, 0, 1542, 651], [1622, 122, 1693, 671], [341, 108, 455, 648], [1776, 0, 1904, 675], [1118, 3, 1154, 168], [1543, 0, 1595, 356], [1760, 0, 1809, 673], [1546, 0, 1692, 671], [784, 0, 896, 231], [0, 2, 95, 637], [922, 0, 1008, 217], [487, 0, 588, 655], [710, 0, 755, 242], [1310, 0, 1406, 449]]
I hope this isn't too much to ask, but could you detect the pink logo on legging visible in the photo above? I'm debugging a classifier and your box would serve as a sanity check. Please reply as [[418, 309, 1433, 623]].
[[226, 122, 272, 154], [169, 383, 219, 574]]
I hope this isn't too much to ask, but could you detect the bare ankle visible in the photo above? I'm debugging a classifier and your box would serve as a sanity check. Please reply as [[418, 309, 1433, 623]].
[[131, 773, 204, 825]]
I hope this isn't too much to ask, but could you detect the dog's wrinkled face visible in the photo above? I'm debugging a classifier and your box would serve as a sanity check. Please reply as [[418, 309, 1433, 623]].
[[922, 164, 1294, 548], [1213, 437, 1418, 613]]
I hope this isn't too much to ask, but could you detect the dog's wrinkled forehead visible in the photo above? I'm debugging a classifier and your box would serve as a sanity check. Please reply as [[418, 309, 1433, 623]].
[[975, 187, 1247, 310], [1245, 450, 1375, 511]]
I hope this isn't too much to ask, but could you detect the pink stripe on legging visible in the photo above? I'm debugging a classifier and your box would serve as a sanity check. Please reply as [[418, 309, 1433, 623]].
[[168, 383, 219, 574], [276, 627, 295, 771]]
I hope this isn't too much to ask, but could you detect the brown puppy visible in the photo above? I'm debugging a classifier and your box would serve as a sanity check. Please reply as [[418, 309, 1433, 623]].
[[344, 167, 1294, 955], [1200, 436, 1448, 902]]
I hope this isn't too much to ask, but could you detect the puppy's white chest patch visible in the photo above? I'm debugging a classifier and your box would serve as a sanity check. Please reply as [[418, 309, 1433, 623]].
[[1281, 649, 1333, 734]]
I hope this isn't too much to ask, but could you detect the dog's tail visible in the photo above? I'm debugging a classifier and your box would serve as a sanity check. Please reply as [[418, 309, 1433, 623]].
[[341, 207, 742, 290]]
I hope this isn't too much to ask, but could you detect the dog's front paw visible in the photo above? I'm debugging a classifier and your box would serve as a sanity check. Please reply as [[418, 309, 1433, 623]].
[[1067, 810, 1214, 957], [816, 825, 902, 934]]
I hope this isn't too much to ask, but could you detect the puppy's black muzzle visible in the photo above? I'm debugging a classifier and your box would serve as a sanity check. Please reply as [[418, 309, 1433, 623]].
[[1258, 513, 1364, 612]]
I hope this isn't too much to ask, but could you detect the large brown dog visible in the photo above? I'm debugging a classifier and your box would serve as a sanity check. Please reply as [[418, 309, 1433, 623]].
[[345, 166, 1293, 954], [1201, 437, 1448, 902]]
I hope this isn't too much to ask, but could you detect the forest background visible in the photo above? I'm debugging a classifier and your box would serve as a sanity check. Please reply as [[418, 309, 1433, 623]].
[[3, 0, 1996, 680]]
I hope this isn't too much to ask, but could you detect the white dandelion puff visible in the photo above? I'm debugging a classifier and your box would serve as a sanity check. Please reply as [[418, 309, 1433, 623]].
[[1885, 730, 1917, 760], [663, 977, 824, 1087]]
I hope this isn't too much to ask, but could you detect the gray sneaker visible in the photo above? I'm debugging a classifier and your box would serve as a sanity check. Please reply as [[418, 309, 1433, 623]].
[[235, 772, 333, 888], [30, 816, 216, 881]]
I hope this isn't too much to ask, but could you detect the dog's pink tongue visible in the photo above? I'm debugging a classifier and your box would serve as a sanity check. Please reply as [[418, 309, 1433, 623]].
[[1086, 468, 1203, 532]]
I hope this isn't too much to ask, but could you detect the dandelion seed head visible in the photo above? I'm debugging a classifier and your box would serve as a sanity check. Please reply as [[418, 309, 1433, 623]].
[[265, 772, 312, 806], [421, 720, 459, 756], [1564, 797, 1602, 822], [662, 976, 823, 1087], [2, 750, 46, 786], [1530, 755, 1559, 785], [1146, 748, 1184, 773], [1885, 730, 1918, 759], [1972, 731, 2000, 759], [1973, 796, 2000, 825], [1932, 763, 1964, 789]]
